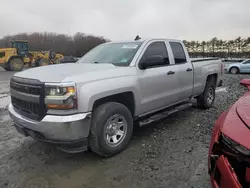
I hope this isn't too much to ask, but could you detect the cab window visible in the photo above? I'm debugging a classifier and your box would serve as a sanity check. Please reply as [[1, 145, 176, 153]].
[[170, 42, 187, 64], [141, 42, 169, 66]]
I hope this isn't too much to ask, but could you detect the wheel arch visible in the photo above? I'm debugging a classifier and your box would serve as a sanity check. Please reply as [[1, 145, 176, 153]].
[[7, 55, 23, 64], [229, 66, 240, 73], [206, 73, 218, 87], [92, 92, 136, 117]]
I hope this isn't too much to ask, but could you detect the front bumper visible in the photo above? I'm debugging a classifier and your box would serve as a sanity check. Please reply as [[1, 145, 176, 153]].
[[8, 103, 92, 152], [209, 134, 250, 187], [209, 155, 242, 188]]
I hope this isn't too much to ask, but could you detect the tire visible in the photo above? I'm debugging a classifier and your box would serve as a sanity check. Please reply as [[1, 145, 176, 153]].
[[54, 59, 61, 64], [39, 59, 50, 66], [89, 102, 133, 157], [230, 67, 239, 74], [8, 58, 24, 71], [197, 79, 216, 109]]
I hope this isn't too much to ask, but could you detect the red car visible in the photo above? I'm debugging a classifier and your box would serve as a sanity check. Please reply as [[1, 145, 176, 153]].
[[209, 79, 250, 188]]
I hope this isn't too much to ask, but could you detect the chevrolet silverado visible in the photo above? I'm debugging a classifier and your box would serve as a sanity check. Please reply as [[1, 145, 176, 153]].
[[8, 38, 224, 157]]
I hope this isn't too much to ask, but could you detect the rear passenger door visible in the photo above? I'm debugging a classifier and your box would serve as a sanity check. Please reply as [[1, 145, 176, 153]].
[[169, 42, 193, 101]]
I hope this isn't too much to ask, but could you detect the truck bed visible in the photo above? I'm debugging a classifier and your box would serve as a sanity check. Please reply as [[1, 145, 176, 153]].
[[191, 58, 223, 97]]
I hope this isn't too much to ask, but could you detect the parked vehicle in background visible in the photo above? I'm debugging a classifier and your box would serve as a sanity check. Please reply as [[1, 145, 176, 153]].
[[59, 56, 79, 63], [224, 59, 250, 74], [8, 38, 223, 157], [208, 79, 250, 188], [222, 58, 245, 63]]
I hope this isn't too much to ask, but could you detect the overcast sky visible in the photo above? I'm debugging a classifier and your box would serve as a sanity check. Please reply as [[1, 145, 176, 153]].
[[0, 0, 249, 41]]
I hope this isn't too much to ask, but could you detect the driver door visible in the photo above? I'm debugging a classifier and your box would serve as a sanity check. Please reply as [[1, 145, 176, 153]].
[[136, 41, 179, 115]]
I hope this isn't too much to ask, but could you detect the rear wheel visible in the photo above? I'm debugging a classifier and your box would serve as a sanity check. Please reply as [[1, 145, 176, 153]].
[[54, 59, 61, 64], [230, 67, 239, 74], [197, 78, 216, 109], [39, 59, 50, 66], [8, 58, 24, 71], [89, 102, 133, 157]]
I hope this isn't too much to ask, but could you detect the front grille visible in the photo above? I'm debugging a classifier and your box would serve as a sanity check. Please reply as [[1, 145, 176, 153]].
[[12, 96, 40, 120], [218, 137, 250, 187], [10, 77, 46, 121], [10, 81, 41, 95]]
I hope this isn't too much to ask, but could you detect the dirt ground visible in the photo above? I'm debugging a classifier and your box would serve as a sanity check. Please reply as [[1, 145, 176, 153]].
[[0, 67, 249, 188]]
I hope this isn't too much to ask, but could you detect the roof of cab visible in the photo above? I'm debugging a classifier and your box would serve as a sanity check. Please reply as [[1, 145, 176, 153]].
[[106, 38, 183, 44]]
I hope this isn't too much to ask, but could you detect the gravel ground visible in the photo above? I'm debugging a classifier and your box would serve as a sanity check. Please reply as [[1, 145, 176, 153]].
[[0, 67, 249, 188]]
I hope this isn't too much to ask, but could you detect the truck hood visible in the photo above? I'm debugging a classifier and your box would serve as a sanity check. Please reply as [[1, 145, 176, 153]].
[[14, 63, 132, 83]]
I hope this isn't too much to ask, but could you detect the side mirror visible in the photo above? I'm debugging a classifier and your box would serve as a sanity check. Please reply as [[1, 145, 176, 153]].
[[139, 55, 165, 69], [240, 79, 250, 90]]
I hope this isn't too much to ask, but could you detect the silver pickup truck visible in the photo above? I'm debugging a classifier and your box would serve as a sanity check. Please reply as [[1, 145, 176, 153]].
[[8, 38, 223, 157]]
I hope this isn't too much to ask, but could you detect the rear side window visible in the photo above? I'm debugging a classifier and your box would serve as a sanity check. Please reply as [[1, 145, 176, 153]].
[[170, 42, 187, 64], [142, 42, 169, 65]]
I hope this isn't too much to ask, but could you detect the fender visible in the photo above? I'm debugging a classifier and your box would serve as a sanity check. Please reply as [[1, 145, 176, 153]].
[[77, 76, 140, 114], [240, 78, 250, 90], [7, 55, 24, 63]]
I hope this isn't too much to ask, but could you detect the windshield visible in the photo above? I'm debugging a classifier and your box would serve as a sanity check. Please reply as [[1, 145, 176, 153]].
[[242, 59, 250, 64], [77, 42, 142, 66]]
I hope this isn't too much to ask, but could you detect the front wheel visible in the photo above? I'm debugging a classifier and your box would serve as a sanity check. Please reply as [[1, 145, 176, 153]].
[[89, 102, 133, 157], [230, 67, 239, 74]]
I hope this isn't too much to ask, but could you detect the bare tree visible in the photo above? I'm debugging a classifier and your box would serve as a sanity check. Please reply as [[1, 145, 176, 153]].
[[0, 32, 108, 57]]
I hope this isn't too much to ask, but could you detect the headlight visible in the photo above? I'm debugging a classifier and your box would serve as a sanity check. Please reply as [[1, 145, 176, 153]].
[[46, 87, 68, 96], [45, 82, 77, 110], [221, 133, 250, 156]]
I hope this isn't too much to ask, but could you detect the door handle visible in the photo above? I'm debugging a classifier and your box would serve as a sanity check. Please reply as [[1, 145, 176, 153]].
[[167, 71, 175, 75], [186, 68, 193, 72]]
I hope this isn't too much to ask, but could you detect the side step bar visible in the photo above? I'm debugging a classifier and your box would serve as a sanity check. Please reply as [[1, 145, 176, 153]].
[[138, 102, 192, 127]]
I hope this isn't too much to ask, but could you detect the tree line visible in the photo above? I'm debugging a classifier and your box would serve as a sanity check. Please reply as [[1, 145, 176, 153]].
[[1, 33, 250, 59], [184, 37, 250, 58], [0, 32, 109, 57]]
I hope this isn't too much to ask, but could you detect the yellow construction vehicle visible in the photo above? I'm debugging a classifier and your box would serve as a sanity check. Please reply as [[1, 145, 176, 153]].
[[0, 40, 64, 71], [29, 50, 64, 66]]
